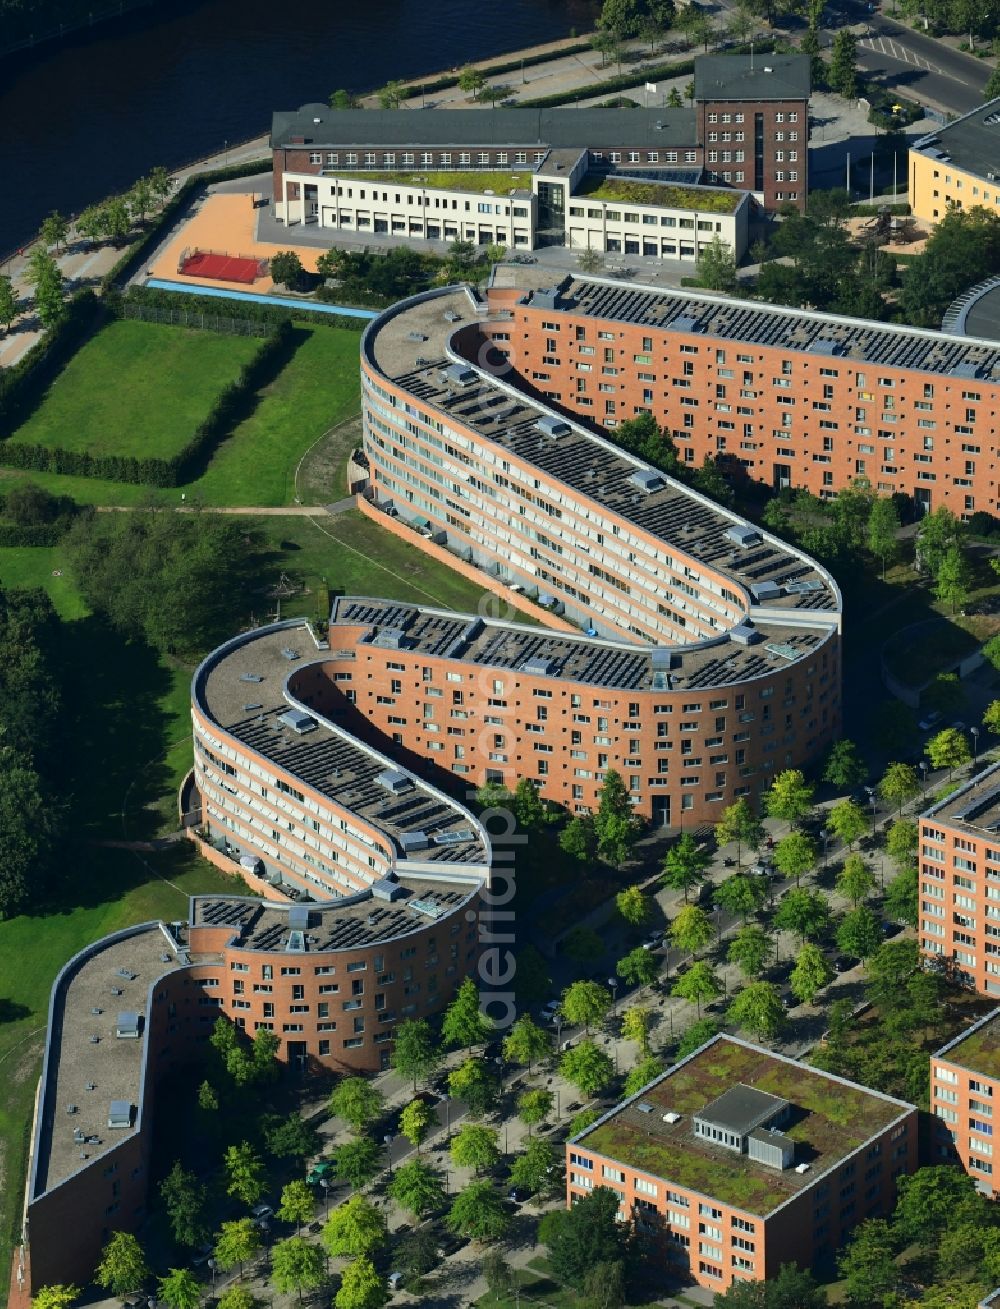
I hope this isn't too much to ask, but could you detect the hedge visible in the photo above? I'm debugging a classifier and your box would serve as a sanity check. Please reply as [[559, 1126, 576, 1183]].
[[100, 156, 273, 293], [1, 319, 294, 487], [851, 202, 912, 217], [0, 290, 103, 432], [122, 284, 368, 333], [0, 523, 66, 547]]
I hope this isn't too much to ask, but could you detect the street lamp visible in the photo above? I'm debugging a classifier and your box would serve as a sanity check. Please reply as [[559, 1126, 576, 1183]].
[[608, 978, 619, 1016], [714, 905, 722, 944], [555, 1015, 564, 1052], [207, 1259, 217, 1293], [320, 1177, 331, 1217], [871, 794, 878, 836], [973, 726, 981, 763], [495, 1055, 505, 1094], [920, 760, 930, 792], [384, 1133, 395, 1179]]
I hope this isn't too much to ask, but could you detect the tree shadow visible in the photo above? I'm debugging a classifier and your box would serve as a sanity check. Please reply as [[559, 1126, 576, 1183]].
[[0, 998, 31, 1023]]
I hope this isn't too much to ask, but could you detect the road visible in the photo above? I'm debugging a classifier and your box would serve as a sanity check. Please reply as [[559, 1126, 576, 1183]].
[[854, 13, 990, 115]]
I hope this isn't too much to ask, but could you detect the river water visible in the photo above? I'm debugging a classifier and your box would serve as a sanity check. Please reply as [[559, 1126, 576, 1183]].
[[0, 0, 598, 253]]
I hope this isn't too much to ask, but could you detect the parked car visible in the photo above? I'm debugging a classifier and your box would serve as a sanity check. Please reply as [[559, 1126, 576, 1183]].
[[918, 710, 942, 731], [251, 1203, 274, 1221], [540, 999, 560, 1022], [437, 1232, 471, 1257], [642, 930, 665, 951], [508, 1186, 531, 1204], [306, 1161, 334, 1185], [833, 955, 859, 973], [881, 920, 904, 939], [388, 1273, 405, 1292]]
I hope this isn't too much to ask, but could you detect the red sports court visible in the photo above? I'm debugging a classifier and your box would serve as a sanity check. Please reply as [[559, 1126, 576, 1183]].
[[178, 247, 268, 284]]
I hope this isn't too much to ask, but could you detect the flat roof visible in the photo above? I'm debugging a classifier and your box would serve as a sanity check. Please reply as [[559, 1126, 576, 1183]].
[[193, 620, 489, 870], [577, 174, 742, 213], [555, 274, 1000, 381], [693, 52, 810, 103], [271, 104, 697, 151], [329, 169, 534, 196], [923, 759, 1000, 836], [191, 884, 476, 953], [912, 97, 1000, 186], [572, 1035, 912, 1216], [31, 924, 183, 1200], [935, 1007, 1000, 1079]]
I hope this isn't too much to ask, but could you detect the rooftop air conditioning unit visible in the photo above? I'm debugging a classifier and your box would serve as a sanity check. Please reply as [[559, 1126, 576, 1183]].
[[662, 1112, 682, 1124], [795, 1162, 811, 1174]]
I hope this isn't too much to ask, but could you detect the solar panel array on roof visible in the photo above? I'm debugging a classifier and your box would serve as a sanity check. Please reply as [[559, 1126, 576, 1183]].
[[951, 784, 1000, 824]]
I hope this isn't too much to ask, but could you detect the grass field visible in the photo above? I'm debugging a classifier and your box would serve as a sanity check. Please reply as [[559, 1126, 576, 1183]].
[[0, 324, 362, 507], [0, 545, 89, 619], [11, 319, 260, 459]]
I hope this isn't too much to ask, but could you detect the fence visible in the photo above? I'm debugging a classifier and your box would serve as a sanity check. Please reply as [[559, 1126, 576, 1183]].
[[120, 301, 271, 336]]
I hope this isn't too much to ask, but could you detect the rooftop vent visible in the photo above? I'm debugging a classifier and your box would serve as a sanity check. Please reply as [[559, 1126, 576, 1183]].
[[278, 709, 317, 735], [108, 1101, 133, 1130], [668, 314, 701, 333], [441, 363, 476, 387], [750, 580, 782, 603], [286, 930, 305, 952], [636, 1102, 654, 1114], [662, 1111, 682, 1124], [731, 621, 763, 646], [535, 415, 571, 439], [399, 830, 431, 853], [521, 656, 558, 676], [376, 769, 413, 796], [281, 647, 300, 661], [630, 468, 665, 494], [795, 1162, 811, 1174], [115, 1012, 141, 1040], [288, 905, 311, 931], [726, 524, 761, 548], [532, 287, 559, 309], [372, 876, 405, 902]]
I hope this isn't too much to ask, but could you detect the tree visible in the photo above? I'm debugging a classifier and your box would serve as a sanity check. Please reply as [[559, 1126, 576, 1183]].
[[388, 1157, 446, 1218], [617, 944, 661, 987], [696, 234, 738, 293], [561, 1040, 615, 1096], [568, 1107, 601, 1136], [483, 1249, 514, 1301], [672, 961, 722, 1016], [398, 1097, 435, 1151], [594, 769, 638, 865], [512, 777, 548, 831], [728, 924, 771, 979], [866, 938, 920, 1006], [157, 1270, 201, 1309], [829, 29, 858, 97], [197, 1080, 218, 1113], [334, 1136, 383, 1189], [95, 1232, 149, 1298], [518, 1088, 555, 1133], [270, 250, 305, 290], [765, 768, 814, 829], [837, 906, 883, 964], [391, 1017, 440, 1090], [790, 943, 835, 1005], [868, 497, 902, 579], [510, 1136, 558, 1194], [269, 1240, 324, 1309], [727, 981, 785, 1040], [874, 699, 918, 756], [826, 799, 869, 850], [442, 975, 493, 1051], [76, 205, 106, 244], [398, 1228, 439, 1280], [715, 797, 764, 866], [458, 64, 487, 97], [561, 979, 612, 1031], [675, 1016, 721, 1059], [39, 210, 68, 251], [128, 178, 154, 225], [335, 1257, 388, 1309], [31, 1290, 80, 1309], [376, 80, 405, 109], [837, 1218, 901, 1306], [985, 699, 1000, 736], [885, 817, 918, 871], [836, 853, 876, 907], [620, 1005, 652, 1053], [448, 1057, 498, 1119], [261, 1113, 319, 1160], [773, 830, 817, 888], [624, 1054, 664, 1098], [616, 884, 649, 926], [503, 1014, 550, 1072], [669, 904, 714, 955], [714, 873, 767, 924], [0, 275, 17, 336], [545, 1187, 626, 1289], [447, 1181, 509, 1242], [278, 1179, 316, 1235], [578, 248, 604, 274], [894, 1166, 979, 1247], [330, 1077, 385, 1133], [713, 1264, 828, 1308], [885, 864, 918, 928], [936, 543, 973, 613], [148, 164, 172, 203], [28, 248, 65, 330], [560, 813, 597, 861], [213, 1219, 261, 1277], [160, 1160, 210, 1248], [329, 89, 360, 109], [662, 831, 710, 901], [774, 888, 830, 944], [879, 762, 920, 815], [224, 1141, 266, 1207], [450, 1122, 500, 1175], [321, 1194, 387, 1258], [667, 86, 683, 108], [824, 739, 869, 793], [927, 726, 972, 778]]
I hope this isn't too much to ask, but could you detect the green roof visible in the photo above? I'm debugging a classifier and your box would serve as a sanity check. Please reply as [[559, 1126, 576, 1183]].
[[576, 1037, 910, 1216], [578, 174, 740, 213], [938, 1011, 1000, 1079], [332, 170, 533, 195]]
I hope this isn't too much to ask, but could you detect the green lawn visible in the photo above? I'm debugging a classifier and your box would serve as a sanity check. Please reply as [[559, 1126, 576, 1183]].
[[0, 545, 88, 619], [0, 844, 239, 1291], [0, 324, 362, 507], [11, 319, 260, 459]]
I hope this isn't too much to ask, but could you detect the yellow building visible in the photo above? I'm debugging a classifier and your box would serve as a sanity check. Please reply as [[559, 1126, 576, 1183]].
[[910, 99, 1000, 225]]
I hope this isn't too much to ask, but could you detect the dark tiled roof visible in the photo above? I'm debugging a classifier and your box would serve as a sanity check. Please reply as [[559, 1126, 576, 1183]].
[[693, 52, 810, 102]]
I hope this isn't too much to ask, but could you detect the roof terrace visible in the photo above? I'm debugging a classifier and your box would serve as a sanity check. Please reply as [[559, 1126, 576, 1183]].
[[194, 620, 489, 868], [573, 1035, 912, 1216]]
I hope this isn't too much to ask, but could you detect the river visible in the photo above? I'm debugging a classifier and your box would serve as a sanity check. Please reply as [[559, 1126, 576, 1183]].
[[0, 0, 598, 253]]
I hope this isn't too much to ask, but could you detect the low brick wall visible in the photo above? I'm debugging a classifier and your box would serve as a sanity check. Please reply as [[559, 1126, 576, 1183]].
[[355, 495, 578, 633]]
